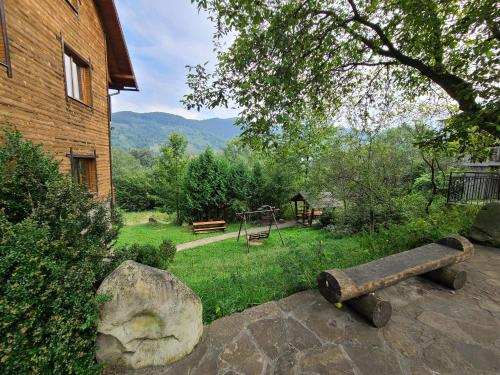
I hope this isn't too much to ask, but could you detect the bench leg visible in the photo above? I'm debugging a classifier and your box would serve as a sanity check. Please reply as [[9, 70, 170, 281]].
[[421, 266, 467, 290], [346, 293, 392, 328]]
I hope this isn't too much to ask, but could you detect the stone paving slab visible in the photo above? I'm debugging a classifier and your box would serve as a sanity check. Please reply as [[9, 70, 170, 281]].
[[176, 221, 297, 252], [105, 245, 500, 375]]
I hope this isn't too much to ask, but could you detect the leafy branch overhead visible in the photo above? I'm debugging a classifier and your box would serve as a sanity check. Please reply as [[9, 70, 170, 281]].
[[184, 0, 499, 144]]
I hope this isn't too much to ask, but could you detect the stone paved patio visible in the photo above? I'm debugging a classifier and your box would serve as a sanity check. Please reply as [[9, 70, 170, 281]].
[[107, 245, 500, 375]]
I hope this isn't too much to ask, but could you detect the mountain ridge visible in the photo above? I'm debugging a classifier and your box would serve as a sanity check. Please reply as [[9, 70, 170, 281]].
[[111, 111, 240, 154]]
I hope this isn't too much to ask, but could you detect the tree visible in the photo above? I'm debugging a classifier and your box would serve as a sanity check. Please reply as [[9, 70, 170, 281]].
[[310, 121, 420, 232], [112, 149, 157, 211], [411, 123, 454, 213], [129, 148, 156, 168], [112, 149, 143, 180], [183, 148, 229, 221], [185, 0, 499, 146], [156, 133, 188, 224]]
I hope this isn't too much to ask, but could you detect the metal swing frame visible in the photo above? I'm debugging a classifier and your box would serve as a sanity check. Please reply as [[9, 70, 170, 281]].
[[236, 205, 285, 252]]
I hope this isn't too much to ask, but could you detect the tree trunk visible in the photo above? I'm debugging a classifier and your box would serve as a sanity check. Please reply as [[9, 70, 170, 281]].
[[425, 159, 437, 214]]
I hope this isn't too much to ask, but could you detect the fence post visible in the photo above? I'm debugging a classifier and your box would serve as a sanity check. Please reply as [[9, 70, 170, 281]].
[[497, 174, 500, 201], [446, 172, 453, 204]]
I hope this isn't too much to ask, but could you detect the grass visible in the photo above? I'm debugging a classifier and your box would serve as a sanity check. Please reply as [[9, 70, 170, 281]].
[[120, 210, 172, 225], [116, 210, 250, 247], [170, 227, 331, 322], [116, 205, 478, 323], [170, 226, 409, 323], [170, 204, 478, 323]]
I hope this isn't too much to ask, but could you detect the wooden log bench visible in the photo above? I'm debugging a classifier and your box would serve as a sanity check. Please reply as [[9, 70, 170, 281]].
[[317, 235, 474, 327], [192, 220, 226, 234]]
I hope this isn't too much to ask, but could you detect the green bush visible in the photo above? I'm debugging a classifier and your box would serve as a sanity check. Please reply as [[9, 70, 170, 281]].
[[0, 130, 122, 374], [114, 240, 176, 270], [0, 216, 106, 374], [318, 208, 336, 227], [159, 239, 177, 265], [114, 173, 157, 212], [0, 130, 60, 223]]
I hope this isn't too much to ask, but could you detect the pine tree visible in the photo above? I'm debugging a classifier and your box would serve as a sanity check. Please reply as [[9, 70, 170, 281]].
[[155, 133, 188, 224]]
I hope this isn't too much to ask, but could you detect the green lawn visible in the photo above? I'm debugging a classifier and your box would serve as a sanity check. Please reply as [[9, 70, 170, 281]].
[[116, 210, 248, 247], [170, 227, 334, 322], [116, 206, 477, 323], [120, 210, 172, 226]]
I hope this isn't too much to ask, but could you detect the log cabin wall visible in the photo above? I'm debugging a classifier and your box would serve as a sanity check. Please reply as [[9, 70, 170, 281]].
[[0, 0, 112, 198]]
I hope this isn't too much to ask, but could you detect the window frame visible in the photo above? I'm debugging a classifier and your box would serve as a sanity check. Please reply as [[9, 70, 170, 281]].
[[61, 38, 93, 108], [0, 0, 12, 78], [67, 149, 99, 193]]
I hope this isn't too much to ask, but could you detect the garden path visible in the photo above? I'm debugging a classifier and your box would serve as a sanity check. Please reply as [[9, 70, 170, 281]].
[[111, 244, 500, 375], [176, 221, 298, 252]]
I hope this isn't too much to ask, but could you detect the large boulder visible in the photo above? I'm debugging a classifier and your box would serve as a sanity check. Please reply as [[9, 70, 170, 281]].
[[96, 261, 203, 369], [469, 202, 500, 246]]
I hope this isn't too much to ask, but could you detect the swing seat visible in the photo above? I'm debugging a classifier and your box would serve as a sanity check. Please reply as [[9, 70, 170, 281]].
[[247, 231, 270, 242]]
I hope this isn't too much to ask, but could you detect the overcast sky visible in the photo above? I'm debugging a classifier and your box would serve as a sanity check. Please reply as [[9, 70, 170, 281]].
[[112, 0, 238, 120]]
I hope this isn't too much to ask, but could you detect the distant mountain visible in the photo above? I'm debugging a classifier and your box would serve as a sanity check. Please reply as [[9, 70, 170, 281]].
[[111, 111, 241, 154]]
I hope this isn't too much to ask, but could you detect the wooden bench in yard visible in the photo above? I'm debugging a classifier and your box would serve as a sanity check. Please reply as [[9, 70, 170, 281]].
[[318, 235, 473, 327], [192, 220, 226, 234]]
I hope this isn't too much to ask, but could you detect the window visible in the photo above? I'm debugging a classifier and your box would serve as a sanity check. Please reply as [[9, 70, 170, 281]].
[[0, 0, 12, 77], [64, 47, 92, 105], [71, 156, 98, 193]]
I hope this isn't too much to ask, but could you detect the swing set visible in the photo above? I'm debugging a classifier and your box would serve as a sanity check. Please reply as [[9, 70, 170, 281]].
[[236, 205, 285, 252]]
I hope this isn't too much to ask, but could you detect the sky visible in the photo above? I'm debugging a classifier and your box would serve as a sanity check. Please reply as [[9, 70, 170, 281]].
[[112, 0, 238, 120]]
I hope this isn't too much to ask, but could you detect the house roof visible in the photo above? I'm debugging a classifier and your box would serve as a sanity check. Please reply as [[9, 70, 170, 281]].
[[291, 192, 343, 209], [94, 0, 138, 91]]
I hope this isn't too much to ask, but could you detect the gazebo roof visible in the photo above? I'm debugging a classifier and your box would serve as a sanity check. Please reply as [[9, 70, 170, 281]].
[[290, 192, 343, 209]]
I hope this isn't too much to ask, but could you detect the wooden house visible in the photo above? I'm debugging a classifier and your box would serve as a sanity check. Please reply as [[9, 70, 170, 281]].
[[0, 0, 137, 200], [291, 192, 343, 226]]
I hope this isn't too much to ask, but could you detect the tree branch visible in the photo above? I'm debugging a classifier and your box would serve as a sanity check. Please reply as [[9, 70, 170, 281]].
[[344, 0, 481, 113]]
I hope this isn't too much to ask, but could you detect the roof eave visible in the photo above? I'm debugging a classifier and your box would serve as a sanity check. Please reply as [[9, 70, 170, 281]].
[[94, 0, 138, 91]]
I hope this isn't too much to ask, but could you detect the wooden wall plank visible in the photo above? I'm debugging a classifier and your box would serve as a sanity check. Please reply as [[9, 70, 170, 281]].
[[0, 0, 113, 198]]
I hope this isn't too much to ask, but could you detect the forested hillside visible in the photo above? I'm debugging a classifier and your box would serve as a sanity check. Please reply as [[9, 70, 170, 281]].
[[111, 111, 240, 154]]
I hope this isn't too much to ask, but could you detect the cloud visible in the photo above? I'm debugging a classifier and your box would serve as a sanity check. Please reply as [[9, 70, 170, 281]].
[[113, 0, 237, 120]]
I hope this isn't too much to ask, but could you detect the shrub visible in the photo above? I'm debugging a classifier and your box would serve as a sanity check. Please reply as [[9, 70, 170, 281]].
[[114, 239, 176, 270], [0, 216, 105, 374], [324, 223, 356, 239], [159, 240, 177, 265], [0, 129, 60, 223], [114, 173, 157, 212], [0, 130, 122, 374], [318, 208, 336, 227]]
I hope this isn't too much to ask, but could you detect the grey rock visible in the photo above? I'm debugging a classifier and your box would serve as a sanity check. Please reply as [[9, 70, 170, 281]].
[[219, 333, 265, 375], [96, 261, 203, 369], [300, 345, 355, 374], [469, 202, 500, 246], [284, 317, 322, 351], [248, 317, 287, 360]]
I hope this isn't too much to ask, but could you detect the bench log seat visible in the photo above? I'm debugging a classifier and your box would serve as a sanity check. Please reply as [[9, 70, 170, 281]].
[[317, 235, 473, 327], [247, 231, 270, 242], [192, 220, 226, 234]]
